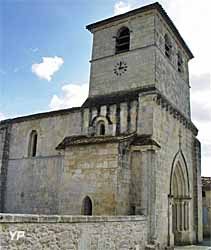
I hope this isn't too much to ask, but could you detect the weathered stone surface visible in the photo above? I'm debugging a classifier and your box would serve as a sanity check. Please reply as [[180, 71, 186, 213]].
[[0, 214, 147, 250]]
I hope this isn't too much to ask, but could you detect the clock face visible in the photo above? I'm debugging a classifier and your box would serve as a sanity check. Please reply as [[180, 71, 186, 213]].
[[113, 61, 128, 76]]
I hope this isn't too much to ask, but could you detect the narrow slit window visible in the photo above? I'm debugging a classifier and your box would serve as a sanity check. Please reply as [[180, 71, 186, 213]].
[[164, 34, 172, 59], [116, 27, 130, 54], [28, 130, 38, 157], [177, 51, 183, 73]]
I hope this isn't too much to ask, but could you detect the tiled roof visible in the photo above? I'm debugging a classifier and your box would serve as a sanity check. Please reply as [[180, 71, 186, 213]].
[[56, 133, 160, 150]]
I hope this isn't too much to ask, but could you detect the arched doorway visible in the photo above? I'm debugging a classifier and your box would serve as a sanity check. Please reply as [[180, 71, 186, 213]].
[[169, 152, 191, 246], [82, 196, 92, 216]]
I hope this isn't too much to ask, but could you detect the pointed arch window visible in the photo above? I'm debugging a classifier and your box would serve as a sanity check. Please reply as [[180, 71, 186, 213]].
[[28, 130, 38, 157], [116, 27, 130, 54], [82, 196, 92, 216], [164, 34, 172, 59]]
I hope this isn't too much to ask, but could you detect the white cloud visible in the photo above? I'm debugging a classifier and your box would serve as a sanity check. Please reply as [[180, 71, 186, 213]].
[[32, 56, 64, 81], [0, 112, 6, 121], [114, 1, 132, 15], [30, 48, 39, 53], [49, 83, 89, 110], [0, 69, 6, 75]]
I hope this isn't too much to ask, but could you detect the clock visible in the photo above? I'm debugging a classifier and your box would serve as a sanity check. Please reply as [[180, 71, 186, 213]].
[[113, 61, 128, 76]]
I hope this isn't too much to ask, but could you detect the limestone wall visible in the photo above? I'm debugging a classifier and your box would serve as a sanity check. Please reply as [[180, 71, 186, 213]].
[[202, 190, 211, 237], [154, 12, 191, 117], [0, 214, 147, 250], [59, 143, 119, 215], [4, 156, 63, 214], [152, 99, 201, 245], [89, 10, 156, 97], [9, 110, 81, 158]]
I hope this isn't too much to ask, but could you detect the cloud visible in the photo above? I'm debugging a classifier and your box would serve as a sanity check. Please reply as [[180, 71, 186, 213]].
[[30, 48, 39, 53], [114, 1, 132, 15], [0, 112, 6, 121], [159, 0, 211, 75], [191, 74, 211, 123], [0, 69, 6, 75], [32, 56, 64, 81], [49, 83, 89, 110]]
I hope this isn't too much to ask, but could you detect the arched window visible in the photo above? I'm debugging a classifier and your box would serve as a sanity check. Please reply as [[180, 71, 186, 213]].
[[99, 123, 105, 135], [82, 196, 92, 216], [177, 51, 183, 73], [164, 34, 172, 59], [97, 121, 106, 136], [28, 130, 38, 157], [116, 27, 130, 54]]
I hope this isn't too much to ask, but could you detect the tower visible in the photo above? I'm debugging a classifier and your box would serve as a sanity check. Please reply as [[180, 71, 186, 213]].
[[82, 2, 202, 248]]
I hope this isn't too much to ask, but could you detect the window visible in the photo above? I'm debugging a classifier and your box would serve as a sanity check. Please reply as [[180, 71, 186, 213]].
[[28, 130, 38, 157], [116, 27, 130, 54], [97, 121, 106, 135], [202, 191, 206, 198], [82, 196, 92, 216], [99, 123, 105, 135], [164, 34, 172, 59], [177, 51, 183, 73]]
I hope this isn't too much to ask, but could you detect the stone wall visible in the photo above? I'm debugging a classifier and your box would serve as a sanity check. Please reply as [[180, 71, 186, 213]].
[[59, 143, 119, 215], [0, 214, 147, 250], [152, 96, 202, 246], [4, 156, 63, 214], [202, 189, 211, 237], [89, 10, 156, 97]]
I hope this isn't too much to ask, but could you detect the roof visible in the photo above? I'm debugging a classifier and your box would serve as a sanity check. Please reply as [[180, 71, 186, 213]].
[[86, 2, 193, 59], [56, 133, 160, 150], [82, 85, 156, 108], [0, 107, 81, 125], [202, 177, 211, 191]]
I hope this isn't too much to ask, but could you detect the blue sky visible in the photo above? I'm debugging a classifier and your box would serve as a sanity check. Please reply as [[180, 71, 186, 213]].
[[0, 0, 210, 176]]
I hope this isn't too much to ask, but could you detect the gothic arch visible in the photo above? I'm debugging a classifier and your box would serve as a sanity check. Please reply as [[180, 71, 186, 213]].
[[170, 150, 190, 197], [169, 150, 191, 245]]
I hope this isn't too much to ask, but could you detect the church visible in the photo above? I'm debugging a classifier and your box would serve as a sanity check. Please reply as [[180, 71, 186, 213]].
[[0, 2, 203, 248]]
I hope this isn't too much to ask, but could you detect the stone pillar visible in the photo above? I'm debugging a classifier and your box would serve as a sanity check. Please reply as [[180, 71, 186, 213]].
[[176, 202, 180, 231], [131, 144, 160, 243]]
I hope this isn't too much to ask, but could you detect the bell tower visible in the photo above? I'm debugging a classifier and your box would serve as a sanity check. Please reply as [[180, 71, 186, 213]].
[[86, 2, 193, 118]]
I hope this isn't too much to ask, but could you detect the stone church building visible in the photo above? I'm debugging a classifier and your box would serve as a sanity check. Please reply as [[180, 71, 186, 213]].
[[0, 2, 202, 248]]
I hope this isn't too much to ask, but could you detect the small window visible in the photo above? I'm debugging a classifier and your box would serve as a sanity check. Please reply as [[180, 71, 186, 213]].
[[116, 27, 130, 54], [177, 51, 183, 73], [82, 196, 92, 216], [164, 34, 172, 59], [202, 191, 206, 197], [28, 130, 38, 157], [97, 121, 106, 136], [99, 123, 105, 135]]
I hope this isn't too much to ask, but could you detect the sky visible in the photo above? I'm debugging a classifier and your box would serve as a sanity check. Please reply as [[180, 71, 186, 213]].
[[0, 0, 210, 176]]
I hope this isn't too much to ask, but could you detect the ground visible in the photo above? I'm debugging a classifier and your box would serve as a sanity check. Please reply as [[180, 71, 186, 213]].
[[175, 239, 211, 250]]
